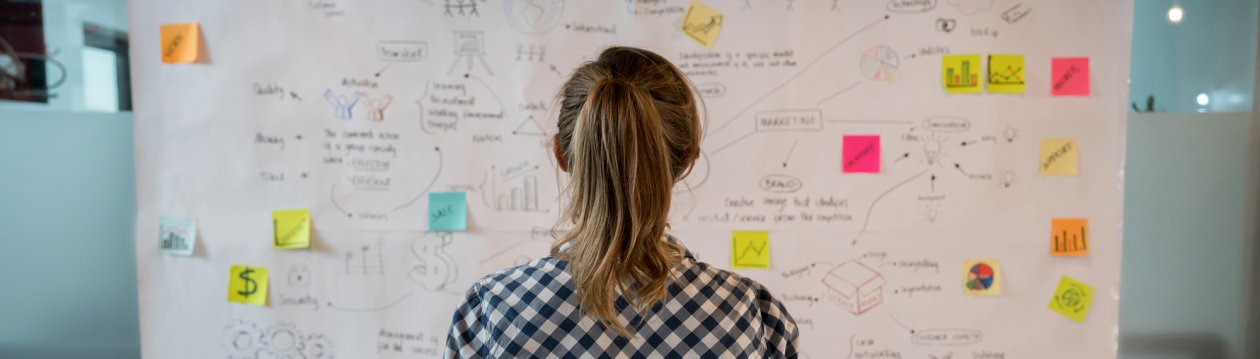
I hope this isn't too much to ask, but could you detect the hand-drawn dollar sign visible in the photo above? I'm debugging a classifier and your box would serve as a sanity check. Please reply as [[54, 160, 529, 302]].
[[238, 267, 258, 298]]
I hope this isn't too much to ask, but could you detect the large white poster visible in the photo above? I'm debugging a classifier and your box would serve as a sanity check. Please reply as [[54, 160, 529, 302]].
[[131, 0, 1132, 357]]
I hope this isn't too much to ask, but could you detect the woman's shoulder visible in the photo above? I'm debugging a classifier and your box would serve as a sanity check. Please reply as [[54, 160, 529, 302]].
[[676, 256, 784, 305], [462, 255, 571, 299]]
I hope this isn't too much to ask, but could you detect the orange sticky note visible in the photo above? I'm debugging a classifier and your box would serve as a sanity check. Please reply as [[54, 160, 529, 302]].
[[160, 23, 200, 64], [1051, 218, 1089, 256]]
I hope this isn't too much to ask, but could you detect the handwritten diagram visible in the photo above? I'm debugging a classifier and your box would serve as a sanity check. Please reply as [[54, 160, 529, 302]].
[[133, 0, 1130, 357]]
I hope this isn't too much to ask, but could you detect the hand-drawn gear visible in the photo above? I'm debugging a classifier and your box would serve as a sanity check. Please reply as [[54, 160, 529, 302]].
[[261, 322, 301, 354], [300, 334, 335, 359], [222, 320, 265, 358]]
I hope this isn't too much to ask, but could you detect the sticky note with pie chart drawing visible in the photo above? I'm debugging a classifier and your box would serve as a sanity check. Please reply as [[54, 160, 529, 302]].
[[962, 259, 1002, 296], [1048, 275, 1095, 323], [842, 135, 881, 173]]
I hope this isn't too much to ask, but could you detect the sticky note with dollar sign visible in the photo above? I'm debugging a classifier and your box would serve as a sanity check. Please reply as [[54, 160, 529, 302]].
[[228, 265, 268, 306], [273, 209, 311, 249]]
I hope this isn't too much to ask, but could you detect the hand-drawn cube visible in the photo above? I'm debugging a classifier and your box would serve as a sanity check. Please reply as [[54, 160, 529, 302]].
[[822, 260, 886, 315]]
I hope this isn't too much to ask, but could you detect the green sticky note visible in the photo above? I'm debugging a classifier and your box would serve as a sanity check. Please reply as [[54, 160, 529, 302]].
[[731, 231, 770, 269], [1048, 275, 1095, 323], [272, 209, 310, 249], [429, 192, 467, 231]]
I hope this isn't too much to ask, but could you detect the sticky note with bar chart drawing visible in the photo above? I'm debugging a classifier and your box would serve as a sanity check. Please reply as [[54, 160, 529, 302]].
[[1051, 218, 1089, 256], [942, 54, 983, 94]]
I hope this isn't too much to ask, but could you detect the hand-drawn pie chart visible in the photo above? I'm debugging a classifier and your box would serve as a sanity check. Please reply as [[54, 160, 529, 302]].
[[860, 45, 900, 82], [966, 262, 996, 290]]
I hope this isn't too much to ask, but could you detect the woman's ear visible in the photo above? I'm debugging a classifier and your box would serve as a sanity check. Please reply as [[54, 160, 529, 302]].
[[553, 134, 569, 172]]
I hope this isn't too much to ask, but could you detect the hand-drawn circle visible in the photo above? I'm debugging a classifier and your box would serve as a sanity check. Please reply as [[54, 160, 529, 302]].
[[759, 174, 804, 193], [1058, 287, 1084, 308], [860, 45, 900, 82], [920, 116, 972, 133], [504, 0, 565, 34], [302, 335, 334, 359]]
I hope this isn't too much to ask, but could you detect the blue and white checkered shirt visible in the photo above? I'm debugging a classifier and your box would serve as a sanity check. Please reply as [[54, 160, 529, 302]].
[[443, 236, 800, 358]]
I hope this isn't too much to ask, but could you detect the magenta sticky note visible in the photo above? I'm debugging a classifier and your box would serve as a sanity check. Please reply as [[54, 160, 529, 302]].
[[843, 135, 881, 173], [1051, 57, 1090, 96]]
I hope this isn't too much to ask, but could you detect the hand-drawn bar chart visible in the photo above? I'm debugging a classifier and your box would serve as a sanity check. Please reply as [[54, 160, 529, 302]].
[[1051, 218, 1089, 256]]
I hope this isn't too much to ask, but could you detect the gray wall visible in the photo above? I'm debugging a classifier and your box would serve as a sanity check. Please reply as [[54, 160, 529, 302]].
[[0, 111, 139, 358], [1119, 112, 1259, 359]]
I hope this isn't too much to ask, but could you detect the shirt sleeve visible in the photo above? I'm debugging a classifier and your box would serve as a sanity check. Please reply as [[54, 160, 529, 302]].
[[757, 290, 801, 359], [444, 282, 492, 359]]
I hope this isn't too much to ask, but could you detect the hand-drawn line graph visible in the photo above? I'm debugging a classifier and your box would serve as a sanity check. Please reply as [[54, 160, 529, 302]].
[[988, 59, 1024, 85], [732, 236, 769, 267]]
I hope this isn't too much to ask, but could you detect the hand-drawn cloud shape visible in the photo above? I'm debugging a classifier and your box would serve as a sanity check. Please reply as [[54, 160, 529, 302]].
[[947, 0, 993, 15]]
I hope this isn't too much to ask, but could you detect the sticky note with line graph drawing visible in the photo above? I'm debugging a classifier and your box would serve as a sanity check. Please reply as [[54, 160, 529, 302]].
[[273, 209, 311, 249], [731, 231, 770, 269], [1051, 218, 1089, 256], [988, 54, 1025, 93]]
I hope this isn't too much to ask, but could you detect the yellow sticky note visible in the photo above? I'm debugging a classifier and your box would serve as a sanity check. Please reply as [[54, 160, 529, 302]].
[[942, 54, 983, 94], [160, 23, 200, 64], [987, 54, 1025, 93], [1039, 138, 1078, 176], [1047, 275, 1095, 323], [731, 231, 770, 269], [228, 265, 268, 306], [681, 1, 724, 48], [273, 209, 311, 249], [1051, 218, 1090, 256], [962, 259, 1002, 296]]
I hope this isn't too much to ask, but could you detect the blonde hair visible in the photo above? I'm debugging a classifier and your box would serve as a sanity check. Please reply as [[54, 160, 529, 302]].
[[551, 47, 701, 336]]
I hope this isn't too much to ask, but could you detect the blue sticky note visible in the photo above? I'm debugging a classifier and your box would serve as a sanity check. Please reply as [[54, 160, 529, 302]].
[[159, 216, 197, 256], [429, 192, 467, 231]]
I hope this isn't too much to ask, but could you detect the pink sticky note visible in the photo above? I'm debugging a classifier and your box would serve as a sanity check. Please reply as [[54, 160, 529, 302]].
[[1051, 57, 1090, 96], [843, 135, 881, 173]]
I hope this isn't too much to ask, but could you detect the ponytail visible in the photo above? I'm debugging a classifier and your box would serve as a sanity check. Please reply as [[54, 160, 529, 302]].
[[552, 47, 701, 337]]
